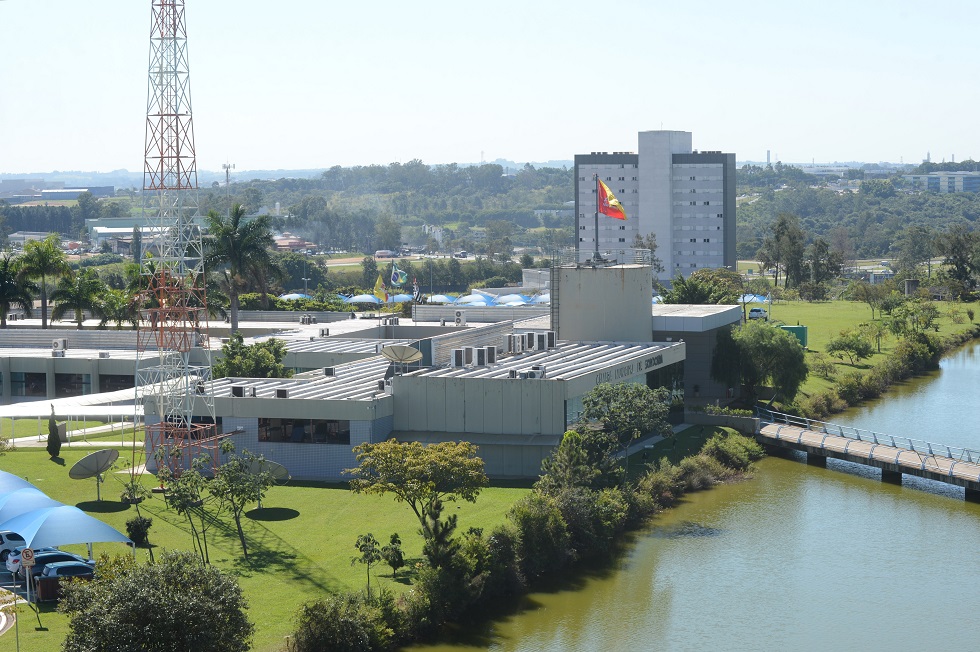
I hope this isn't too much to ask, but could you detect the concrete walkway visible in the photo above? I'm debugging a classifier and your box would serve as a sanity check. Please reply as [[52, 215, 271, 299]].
[[10, 422, 142, 449]]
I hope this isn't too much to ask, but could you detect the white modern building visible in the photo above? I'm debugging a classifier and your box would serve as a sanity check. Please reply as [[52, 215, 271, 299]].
[[575, 130, 736, 280]]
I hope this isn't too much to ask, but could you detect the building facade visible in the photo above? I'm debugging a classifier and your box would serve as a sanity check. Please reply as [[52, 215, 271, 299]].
[[903, 172, 980, 193], [575, 130, 736, 280]]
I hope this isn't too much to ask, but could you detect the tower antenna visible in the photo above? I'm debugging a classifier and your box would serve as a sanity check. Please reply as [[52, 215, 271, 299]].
[[137, 0, 220, 474]]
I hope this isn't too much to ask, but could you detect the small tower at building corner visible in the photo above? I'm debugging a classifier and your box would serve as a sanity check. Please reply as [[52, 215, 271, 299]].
[[137, 0, 219, 472]]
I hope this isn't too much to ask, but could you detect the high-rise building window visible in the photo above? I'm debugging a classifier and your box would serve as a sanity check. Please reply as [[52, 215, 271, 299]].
[[689, 201, 696, 205], [690, 176, 696, 181], [703, 201, 710, 205], [618, 238, 626, 242], [690, 189, 697, 193]]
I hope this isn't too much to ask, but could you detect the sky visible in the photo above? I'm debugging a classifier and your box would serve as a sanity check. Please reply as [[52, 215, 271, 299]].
[[1, 0, 978, 175]]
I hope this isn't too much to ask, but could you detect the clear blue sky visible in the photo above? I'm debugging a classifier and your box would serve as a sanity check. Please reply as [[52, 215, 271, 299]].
[[0, 0, 977, 174]]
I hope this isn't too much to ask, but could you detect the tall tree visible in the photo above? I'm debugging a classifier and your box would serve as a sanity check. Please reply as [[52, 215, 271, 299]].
[[712, 321, 808, 403], [18, 234, 71, 329], [934, 224, 980, 296], [0, 254, 35, 328], [204, 203, 280, 333], [51, 269, 107, 329]]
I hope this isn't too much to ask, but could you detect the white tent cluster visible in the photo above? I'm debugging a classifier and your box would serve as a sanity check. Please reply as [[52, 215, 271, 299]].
[[0, 470, 131, 550]]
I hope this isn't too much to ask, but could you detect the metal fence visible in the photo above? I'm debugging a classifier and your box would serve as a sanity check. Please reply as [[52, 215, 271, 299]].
[[757, 407, 980, 465]]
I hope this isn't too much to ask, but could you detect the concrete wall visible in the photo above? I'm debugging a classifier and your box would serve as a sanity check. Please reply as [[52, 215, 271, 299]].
[[639, 131, 692, 279], [556, 264, 652, 342]]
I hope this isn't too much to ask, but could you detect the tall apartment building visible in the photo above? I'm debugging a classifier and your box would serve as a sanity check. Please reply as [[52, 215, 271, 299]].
[[575, 130, 735, 280]]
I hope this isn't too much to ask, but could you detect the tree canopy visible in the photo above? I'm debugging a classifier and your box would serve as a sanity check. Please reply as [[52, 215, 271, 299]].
[[212, 333, 292, 379], [712, 321, 809, 403], [59, 551, 253, 652]]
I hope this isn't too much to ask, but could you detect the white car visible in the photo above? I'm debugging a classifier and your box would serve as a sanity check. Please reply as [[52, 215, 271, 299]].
[[5, 546, 58, 578], [0, 530, 25, 562], [748, 307, 768, 320]]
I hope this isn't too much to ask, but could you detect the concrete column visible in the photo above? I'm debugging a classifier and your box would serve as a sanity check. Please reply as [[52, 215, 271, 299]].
[[46, 357, 56, 400], [806, 453, 827, 468], [90, 360, 101, 394], [0, 356, 10, 405], [881, 469, 903, 485]]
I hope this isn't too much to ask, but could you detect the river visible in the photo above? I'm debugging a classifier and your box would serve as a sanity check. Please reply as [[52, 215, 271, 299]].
[[410, 342, 980, 651]]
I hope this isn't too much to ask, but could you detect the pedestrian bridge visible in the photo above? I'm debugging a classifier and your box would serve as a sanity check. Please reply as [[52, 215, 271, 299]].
[[756, 410, 980, 502]]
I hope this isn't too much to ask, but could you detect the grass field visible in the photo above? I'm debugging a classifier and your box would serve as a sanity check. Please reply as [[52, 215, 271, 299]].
[[0, 445, 528, 652], [764, 298, 979, 398]]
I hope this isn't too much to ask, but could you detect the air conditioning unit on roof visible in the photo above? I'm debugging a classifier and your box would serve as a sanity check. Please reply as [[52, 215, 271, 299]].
[[52, 338, 68, 351], [454, 310, 466, 326]]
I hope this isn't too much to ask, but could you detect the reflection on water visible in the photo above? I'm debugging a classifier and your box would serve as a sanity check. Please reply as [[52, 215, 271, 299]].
[[408, 343, 980, 652]]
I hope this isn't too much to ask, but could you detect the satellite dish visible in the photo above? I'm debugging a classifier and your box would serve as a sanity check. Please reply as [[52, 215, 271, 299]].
[[69, 449, 119, 502], [70, 449, 119, 480], [380, 345, 422, 364], [247, 459, 290, 484], [247, 459, 289, 509]]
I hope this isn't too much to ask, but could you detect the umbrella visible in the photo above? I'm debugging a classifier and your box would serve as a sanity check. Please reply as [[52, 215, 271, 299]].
[[0, 504, 131, 548], [344, 294, 381, 304], [388, 293, 413, 303], [496, 293, 530, 304], [739, 293, 768, 303], [652, 295, 664, 304], [0, 488, 62, 524], [428, 294, 455, 304], [0, 471, 37, 496], [278, 293, 311, 301], [502, 300, 528, 307], [530, 294, 551, 304]]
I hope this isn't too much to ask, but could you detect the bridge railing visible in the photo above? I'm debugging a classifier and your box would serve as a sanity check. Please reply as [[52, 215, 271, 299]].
[[756, 408, 980, 465]]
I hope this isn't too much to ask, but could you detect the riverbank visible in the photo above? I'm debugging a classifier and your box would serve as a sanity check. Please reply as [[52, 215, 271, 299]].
[[769, 300, 980, 418]]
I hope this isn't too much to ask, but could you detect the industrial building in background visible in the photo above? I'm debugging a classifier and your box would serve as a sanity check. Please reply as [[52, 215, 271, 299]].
[[136, 0, 220, 471], [574, 130, 736, 281]]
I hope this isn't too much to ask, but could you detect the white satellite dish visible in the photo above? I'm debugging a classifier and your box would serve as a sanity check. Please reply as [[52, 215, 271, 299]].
[[380, 345, 423, 364]]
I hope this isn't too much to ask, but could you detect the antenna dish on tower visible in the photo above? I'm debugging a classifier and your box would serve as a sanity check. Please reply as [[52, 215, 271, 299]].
[[380, 345, 423, 364]]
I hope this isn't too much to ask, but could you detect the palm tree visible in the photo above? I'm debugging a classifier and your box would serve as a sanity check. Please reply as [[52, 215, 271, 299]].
[[51, 269, 107, 329], [0, 254, 36, 328], [18, 235, 71, 329], [98, 288, 140, 330], [203, 204, 281, 333]]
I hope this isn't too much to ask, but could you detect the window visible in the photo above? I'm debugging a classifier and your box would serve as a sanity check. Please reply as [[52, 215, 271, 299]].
[[579, 237, 585, 242], [632, 177, 638, 181], [618, 238, 626, 242], [703, 201, 709, 205], [618, 176, 625, 181], [717, 213, 723, 218], [619, 225, 626, 230], [580, 225, 586, 230], [690, 189, 696, 193], [689, 238, 696, 243], [689, 201, 696, 205], [703, 239, 710, 243], [690, 176, 696, 181], [258, 418, 350, 445], [606, 177, 612, 181]]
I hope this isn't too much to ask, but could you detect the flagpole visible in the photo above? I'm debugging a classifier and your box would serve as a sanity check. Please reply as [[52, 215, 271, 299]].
[[594, 173, 600, 261]]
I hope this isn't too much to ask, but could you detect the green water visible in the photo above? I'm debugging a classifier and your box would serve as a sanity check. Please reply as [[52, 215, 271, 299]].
[[411, 343, 980, 651]]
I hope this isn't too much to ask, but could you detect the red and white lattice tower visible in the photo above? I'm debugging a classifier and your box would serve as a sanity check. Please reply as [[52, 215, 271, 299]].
[[137, 0, 219, 473]]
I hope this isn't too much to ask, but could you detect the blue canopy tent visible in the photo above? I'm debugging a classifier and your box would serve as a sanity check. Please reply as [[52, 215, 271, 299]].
[[530, 293, 551, 304], [0, 505, 131, 550], [388, 293, 413, 303], [428, 294, 455, 304], [495, 293, 530, 305], [455, 294, 491, 305], [739, 293, 768, 303], [278, 293, 311, 301], [0, 488, 61, 524], [0, 470, 38, 495], [344, 294, 381, 304]]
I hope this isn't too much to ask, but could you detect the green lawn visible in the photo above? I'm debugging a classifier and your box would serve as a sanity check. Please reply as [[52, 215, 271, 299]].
[[2, 419, 110, 440], [764, 298, 979, 398], [0, 446, 528, 652]]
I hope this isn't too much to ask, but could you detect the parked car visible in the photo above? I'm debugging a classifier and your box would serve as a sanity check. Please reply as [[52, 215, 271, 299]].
[[18, 550, 91, 583], [33, 561, 95, 601], [0, 530, 25, 562], [5, 545, 58, 577], [748, 307, 769, 320]]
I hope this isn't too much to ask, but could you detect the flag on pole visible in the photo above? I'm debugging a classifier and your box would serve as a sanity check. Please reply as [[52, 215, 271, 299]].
[[373, 273, 388, 303], [390, 263, 408, 287], [413, 277, 423, 303], [597, 179, 627, 220]]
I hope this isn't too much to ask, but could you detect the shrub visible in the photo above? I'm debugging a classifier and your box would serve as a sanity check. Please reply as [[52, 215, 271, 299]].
[[700, 432, 764, 471], [636, 457, 684, 507], [291, 592, 396, 652], [797, 390, 847, 419], [125, 515, 152, 547], [677, 455, 729, 491], [507, 493, 571, 580], [808, 352, 838, 380]]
